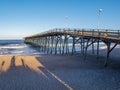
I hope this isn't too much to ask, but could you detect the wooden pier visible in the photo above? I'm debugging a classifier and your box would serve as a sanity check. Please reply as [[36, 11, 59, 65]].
[[24, 28, 120, 66]]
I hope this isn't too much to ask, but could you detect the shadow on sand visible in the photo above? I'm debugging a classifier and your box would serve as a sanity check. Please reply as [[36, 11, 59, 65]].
[[0, 55, 73, 90]]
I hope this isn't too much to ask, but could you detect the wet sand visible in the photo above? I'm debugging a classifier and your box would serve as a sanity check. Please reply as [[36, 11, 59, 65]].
[[0, 48, 120, 90]]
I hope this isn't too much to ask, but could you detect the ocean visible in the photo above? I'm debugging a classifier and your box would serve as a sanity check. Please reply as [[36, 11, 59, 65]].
[[0, 40, 42, 56], [0, 40, 119, 56]]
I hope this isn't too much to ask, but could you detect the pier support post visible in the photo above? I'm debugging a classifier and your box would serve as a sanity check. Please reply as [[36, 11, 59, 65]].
[[50, 36, 54, 54], [97, 39, 99, 59], [66, 37, 69, 55], [104, 43, 117, 67], [72, 36, 76, 55], [82, 38, 85, 55], [62, 35, 67, 55], [80, 38, 83, 54], [92, 38, 94, 54], [104, 42, 110, 67], [84, 38, 90, 60], [58, 35, 62, 54], [47, 37, 50, 54], [55, 36, 59, 55], [62, 35, 65, 55]]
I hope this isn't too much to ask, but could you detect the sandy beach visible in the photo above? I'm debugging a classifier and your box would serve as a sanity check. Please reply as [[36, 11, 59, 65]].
[[0, 48, 120, 90]]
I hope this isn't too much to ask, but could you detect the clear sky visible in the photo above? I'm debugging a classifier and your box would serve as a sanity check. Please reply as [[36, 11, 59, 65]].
[[0, 0, 120, 39]]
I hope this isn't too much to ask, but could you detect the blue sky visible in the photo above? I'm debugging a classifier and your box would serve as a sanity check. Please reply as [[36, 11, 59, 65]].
[[0, 0, 120, 39]]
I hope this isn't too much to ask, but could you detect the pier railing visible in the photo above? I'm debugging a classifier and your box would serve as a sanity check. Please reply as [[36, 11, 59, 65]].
[[25, 28, 120, 40]]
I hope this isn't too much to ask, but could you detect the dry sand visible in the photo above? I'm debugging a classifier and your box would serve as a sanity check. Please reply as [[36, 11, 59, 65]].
[[0, 48, 120, 90]]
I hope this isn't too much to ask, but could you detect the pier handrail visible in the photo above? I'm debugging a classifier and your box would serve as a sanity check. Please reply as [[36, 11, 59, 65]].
[[25, 28, 120, 41]]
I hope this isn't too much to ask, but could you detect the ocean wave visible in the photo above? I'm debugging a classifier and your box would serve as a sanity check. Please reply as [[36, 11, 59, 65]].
[[0, 44, 27, 49], [0, 40, 119, 56]]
